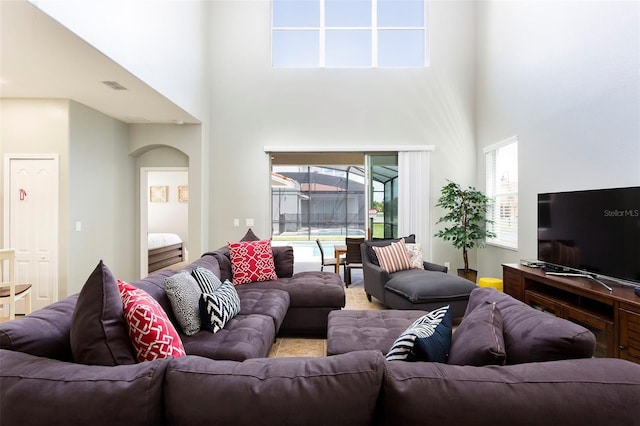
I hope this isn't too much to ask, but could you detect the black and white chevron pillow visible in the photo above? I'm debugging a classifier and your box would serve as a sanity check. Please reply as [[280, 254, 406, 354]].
[[192, 266, 222, 293], [385, 305, 452, 362], [199, 280, 241, 333]]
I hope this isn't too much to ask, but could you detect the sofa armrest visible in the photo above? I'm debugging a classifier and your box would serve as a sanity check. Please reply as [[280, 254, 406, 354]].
[[0, 349, 168, 426], [0, 294, 78, 361], [423, 261, 447, 273], [362, 264, 389, 303]]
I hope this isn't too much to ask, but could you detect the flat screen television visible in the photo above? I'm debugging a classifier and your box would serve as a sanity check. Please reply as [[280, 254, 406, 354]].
[[537, 186, 640, 285]]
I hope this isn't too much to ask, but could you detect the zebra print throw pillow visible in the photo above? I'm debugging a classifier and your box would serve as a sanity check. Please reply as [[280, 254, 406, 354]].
[[199, 280, 241, 333], [192, 267, 222, 293], [385, 305, 452, 362]]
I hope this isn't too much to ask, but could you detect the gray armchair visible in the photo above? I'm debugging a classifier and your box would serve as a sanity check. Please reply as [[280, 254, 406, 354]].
[[360, 240, 477, 318]]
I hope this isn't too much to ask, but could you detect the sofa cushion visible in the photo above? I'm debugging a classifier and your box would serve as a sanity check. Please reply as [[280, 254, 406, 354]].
[[241, 271, 345, 308], [373, 239, 412, 273], [235, 287, 290, 333], [272, 245, 295, 278], [386, 306, 452, 362], [327, 310, 428, 356], [165, 271, 202, 336], [181, 314, 276, 361], [199, 280, 242, 333], [0, 294, 78, 361], [382, 357, 640, 426], [164, 350, 385, 426], [69, 261, 136, 366], [205, 246, 294, 282], [191, 266, 222, 293], [385, 269, 477, 303], [448, 300, 506, 366], [119, 280, 186, 362], [465, 287, 595, 364], [228, 239, 278, 285], [0, 349, 167, 426], [184, 253, 221, 278]]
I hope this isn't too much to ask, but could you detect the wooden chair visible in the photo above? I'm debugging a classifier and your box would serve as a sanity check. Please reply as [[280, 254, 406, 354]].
[[316, 239, 345, 274], [0, 248, 32, 320], [344, 237, 365, 287]]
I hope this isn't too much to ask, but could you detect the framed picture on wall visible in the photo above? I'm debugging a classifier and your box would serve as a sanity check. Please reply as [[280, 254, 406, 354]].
[[178, 185, 189, 203], [150, 185, 168, 203]]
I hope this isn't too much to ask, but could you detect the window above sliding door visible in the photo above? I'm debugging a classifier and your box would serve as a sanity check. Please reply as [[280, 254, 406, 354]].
[[271, 0, 428, 68]]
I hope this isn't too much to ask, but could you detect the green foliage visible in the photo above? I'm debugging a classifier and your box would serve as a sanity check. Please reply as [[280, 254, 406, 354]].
[[434, 180, 495, 272]]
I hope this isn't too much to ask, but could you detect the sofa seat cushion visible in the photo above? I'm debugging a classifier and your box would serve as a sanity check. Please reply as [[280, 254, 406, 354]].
[[235, 287, 290, 333], [236, 271, 345, 309], [0, 349, 168, 426], [384, 269, 477, 303], [327, 310, 427, 356], [465, 287, 596, 364], [164, 350, 385, 426], [181, 314, 275, 361]]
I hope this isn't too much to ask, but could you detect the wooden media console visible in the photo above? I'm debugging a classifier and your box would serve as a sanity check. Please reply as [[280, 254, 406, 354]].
[[503, 263, 640, 364]]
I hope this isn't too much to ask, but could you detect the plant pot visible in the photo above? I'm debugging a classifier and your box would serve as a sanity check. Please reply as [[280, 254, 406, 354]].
[[457, 268, 478, 283]]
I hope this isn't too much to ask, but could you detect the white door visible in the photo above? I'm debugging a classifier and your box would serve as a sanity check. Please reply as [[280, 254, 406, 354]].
[[4, 155, 59, 312]]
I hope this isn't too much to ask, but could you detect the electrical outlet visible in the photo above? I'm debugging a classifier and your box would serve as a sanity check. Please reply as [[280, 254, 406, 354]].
[[233, 219, 240, 227], [444, 262, 451, 272], [246, 218, 254, 227]]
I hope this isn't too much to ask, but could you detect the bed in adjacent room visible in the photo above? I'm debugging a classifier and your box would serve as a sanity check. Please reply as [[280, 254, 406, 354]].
[[148, 233, 186, 273]]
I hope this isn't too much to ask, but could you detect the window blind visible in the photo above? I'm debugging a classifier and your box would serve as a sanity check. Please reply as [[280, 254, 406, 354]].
[[484, 137, 518, 250]]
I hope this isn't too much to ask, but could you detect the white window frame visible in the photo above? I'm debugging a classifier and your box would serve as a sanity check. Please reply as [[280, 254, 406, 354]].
[[271, 0, 428, 68], [484, 136, 518, 250]]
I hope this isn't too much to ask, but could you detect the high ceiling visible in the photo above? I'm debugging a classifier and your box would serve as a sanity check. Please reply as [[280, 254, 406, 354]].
[[0, 0, 199, 124]]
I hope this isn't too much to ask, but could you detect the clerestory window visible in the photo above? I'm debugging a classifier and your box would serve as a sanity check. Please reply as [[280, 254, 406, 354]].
[[272, 0, 427, 68]]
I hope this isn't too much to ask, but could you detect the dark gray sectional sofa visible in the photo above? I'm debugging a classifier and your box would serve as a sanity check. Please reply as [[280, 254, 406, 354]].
[[2, 247, 640, 426]]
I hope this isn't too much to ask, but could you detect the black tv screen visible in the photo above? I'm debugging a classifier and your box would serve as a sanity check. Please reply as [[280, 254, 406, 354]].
[[537, 186, 640, 285]]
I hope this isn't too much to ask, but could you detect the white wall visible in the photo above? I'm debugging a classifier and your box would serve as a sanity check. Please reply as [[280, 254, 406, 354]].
[[30, 0, 210, 121], [208, 0, 478, 269], [68, 100, 136, 291], [475, 1, 640, 278], [0, 99, 70, 298], [129, 124, 207, 262], [0, 99, 139, 297]]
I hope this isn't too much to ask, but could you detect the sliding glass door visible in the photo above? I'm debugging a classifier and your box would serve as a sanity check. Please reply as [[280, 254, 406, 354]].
[[367, 154, 399, 239]]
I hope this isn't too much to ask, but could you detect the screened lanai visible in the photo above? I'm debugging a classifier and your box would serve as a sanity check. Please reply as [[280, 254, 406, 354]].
[[271, 156, 399, 264]]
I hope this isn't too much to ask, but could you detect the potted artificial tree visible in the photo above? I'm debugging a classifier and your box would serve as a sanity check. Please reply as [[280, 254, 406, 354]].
[[434, 180, 495, 283]]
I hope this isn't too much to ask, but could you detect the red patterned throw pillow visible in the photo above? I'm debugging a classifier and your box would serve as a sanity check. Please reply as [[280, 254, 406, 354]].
[[118, 280, 186, 362], [228, 239, 278, 285]]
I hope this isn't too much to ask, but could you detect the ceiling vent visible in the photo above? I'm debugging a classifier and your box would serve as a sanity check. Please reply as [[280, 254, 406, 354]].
[[101, 80, 128, 90]]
